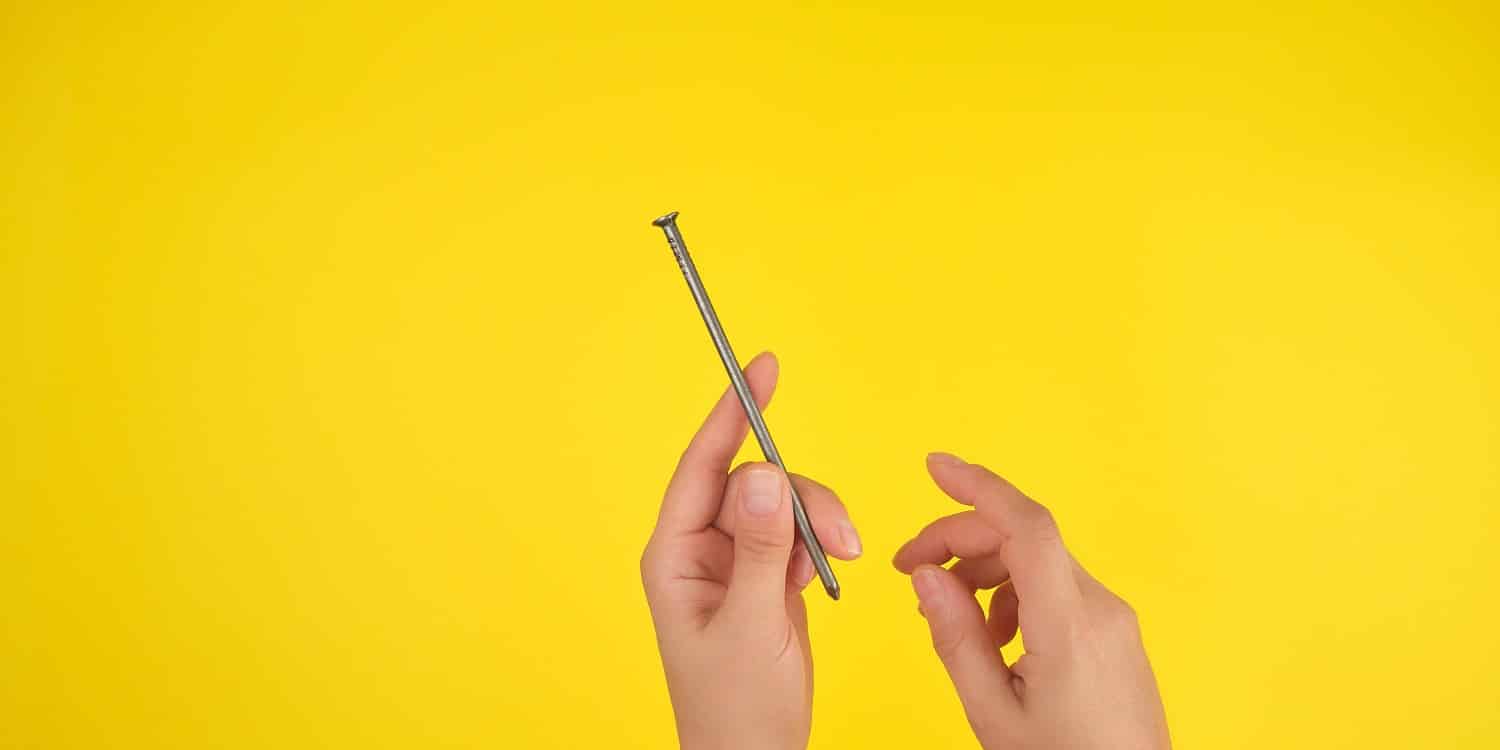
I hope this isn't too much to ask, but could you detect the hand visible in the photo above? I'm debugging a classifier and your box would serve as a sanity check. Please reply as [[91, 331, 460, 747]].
[[641, 353, 863, 750], [893, 453, 1170, 750]]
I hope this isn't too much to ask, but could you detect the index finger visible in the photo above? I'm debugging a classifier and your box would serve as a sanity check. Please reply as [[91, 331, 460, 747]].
[[654, 352, 779, 537], [925, 453, 1085, 651], [891, 511, 999, 573]]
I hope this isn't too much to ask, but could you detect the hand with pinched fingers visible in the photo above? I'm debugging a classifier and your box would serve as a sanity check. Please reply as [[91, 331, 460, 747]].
[[894, 453, 1171, 750]]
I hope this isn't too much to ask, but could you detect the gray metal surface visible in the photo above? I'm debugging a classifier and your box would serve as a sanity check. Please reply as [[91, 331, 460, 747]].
[[652, 210, 841, 601]]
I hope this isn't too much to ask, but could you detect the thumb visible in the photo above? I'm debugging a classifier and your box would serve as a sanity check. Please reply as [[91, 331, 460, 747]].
[[911, 565, 1021, 726], [722, 463, 796, 620]]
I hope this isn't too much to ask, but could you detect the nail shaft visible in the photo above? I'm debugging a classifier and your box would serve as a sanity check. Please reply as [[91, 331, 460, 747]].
[[652, 210, 841, 601]]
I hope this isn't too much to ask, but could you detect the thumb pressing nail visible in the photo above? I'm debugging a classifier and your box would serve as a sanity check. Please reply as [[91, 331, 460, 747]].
[[743, 469, 783, 517]]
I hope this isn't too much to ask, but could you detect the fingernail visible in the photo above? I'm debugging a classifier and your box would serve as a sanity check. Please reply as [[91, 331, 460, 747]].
[[928, 452, 965, 467], [912, 567, 942, 607], [837, 521, 863, 558], [743, 469, 782, 517]]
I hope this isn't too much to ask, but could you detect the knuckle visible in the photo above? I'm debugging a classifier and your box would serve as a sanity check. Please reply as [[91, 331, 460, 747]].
[[1021, 503, 1061, 541], [736, 527, 788, 562], [639, 542, 668, 586], [1100, 595, 1140, 636]]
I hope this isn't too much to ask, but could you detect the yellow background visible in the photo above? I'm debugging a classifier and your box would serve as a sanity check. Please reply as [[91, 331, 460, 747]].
[[4, 2, 1498, 747]]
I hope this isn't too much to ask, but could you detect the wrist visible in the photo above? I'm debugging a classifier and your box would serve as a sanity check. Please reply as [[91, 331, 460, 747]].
[[680, 731, 805, 750]]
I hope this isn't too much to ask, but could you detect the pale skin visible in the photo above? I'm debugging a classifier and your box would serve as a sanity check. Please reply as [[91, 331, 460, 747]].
[[641, 353, 1170, 750]]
